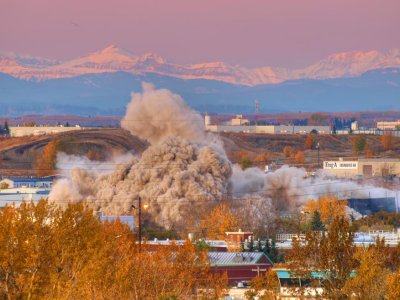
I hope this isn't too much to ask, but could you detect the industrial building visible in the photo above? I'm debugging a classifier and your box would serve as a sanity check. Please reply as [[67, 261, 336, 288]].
[[377, 120, 400, 131], [205, 114, 331, 134], [0, 177, 55, 189], [0, 188, 50, 208], [323, 158, 400, 178], [9, 125, 84, 137]]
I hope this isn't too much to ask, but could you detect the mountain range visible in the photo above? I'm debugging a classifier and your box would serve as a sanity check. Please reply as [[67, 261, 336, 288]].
[[0, 46, 399, 116], [1, 45, 400, 86]]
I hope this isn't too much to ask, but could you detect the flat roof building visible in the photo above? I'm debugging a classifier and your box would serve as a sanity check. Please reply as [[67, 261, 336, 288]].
[[323, 158, 400, 178]]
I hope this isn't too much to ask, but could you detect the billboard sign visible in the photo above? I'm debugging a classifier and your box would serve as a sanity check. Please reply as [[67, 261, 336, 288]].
[[324, 161, 358, 170]]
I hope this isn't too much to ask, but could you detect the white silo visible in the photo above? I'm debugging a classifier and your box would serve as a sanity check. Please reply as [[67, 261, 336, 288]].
[[204, 113, 211, 128]]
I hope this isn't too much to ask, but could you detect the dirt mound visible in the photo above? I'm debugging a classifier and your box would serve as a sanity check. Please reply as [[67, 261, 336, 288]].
[[0, 129, 147, 176]]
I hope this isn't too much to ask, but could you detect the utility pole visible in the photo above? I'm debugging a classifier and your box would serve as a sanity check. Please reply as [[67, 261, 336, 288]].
[[138, 196, 142, 253], [317, 142, 320, 167], [132, 197, 143, 253]]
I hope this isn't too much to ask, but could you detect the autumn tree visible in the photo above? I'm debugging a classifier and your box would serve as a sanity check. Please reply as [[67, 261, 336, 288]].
[[304, 134, 317, 150], [381, 132, 396, 151], [303, 196, 348, 226], [386, 269, 400, 300], [365, 142, 374, 158], [283, 146, 293, 158], [200, 203, 238, 240], [343, 246, 390, 299], [287, 217, 356, 299], [245, 269, 279, 300], [293, 151, 305, 164], [0, 200, 227, 299], [234, 150, 253, 170], [87, 149, 102, 161], [35, 140, 58, 177], [254, 152, 274, 165]]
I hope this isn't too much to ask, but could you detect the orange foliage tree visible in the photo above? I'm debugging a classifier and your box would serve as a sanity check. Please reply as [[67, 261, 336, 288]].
[[200, 203, 238, 240], [35, 140, 59, 177], [87, 149, 102, 161], [0, 200, 227, 299], [254, 152, 274, 165], [303, 195, 348, 226], [381, 132, 396, 151], [293, 151, 305, 164], [365, 142, 374, 158], [283, 146, 293, 158], [304, 134, 316, 150], [287, 217, 356, 299], [343, 245, 390, 299], [387, 269, 400, 300]]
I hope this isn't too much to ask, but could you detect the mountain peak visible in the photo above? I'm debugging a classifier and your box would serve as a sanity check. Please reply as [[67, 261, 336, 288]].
[[139, 52, 167, 64], [325, 50, 381, 62], [97, 45, 134, 57]]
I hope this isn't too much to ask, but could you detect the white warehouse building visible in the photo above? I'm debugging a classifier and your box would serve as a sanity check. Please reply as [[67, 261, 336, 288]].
[[9, 125, 84, 137], [204, 114, 331, 134]]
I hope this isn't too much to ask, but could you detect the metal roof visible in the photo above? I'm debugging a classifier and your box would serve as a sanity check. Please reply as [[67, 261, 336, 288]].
[[208, 252, 271, 266], [3, 177, 54, 183]]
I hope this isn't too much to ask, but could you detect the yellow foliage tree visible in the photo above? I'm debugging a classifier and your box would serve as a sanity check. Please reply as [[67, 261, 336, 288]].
[[0, 200, 227, 299], [287, 217, 356, 299], [200, 203, 238, 240], [35, 140, 58, 177], [245, 269, 280, 299], [303, 195, 348, 226], [386, 269, 400, 300], [343, 247, 390, 299]]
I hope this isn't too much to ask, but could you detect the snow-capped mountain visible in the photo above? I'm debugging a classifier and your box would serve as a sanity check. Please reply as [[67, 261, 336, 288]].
[[0, 45, 399, 85]]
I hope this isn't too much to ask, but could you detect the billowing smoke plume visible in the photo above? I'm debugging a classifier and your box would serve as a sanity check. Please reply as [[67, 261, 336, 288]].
[[49, 83, 399, 228], [121, 83, 206, 145], [50, 84, 232, 226]]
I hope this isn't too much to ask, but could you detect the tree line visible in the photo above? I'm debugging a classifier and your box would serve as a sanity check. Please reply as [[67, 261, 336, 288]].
[[0, 200, 227, 299]]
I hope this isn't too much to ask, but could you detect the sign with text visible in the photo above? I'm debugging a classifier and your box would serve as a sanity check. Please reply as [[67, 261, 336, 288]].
[[324, 161, 358, 170]]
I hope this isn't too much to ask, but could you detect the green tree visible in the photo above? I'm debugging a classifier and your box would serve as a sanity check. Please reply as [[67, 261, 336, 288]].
[[240, 156, 253, 170], [311, 210, 325, 231], [248, 238, 254, 252], [269, 238, 279, 263], [4, 121, 9, 135], [263, 238, 271, 256], [351, 136, 366, 154]]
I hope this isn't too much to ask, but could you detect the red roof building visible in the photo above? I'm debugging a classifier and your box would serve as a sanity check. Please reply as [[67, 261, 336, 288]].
[[208, 252, 273, 284]]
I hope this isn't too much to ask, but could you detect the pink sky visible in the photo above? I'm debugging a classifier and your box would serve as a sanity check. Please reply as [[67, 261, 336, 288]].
[[1, 0, 399, 67]]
